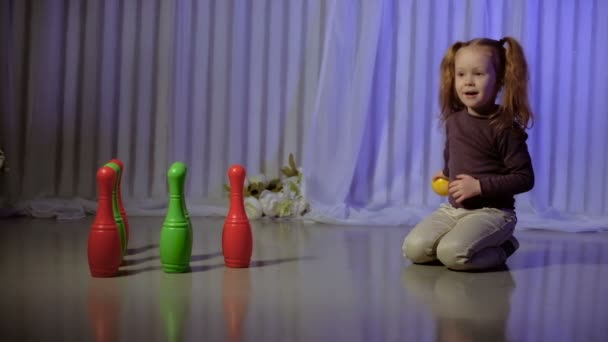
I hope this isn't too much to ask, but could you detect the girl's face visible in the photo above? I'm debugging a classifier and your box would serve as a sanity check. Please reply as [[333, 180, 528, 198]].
[[454, 46, 499, 116]]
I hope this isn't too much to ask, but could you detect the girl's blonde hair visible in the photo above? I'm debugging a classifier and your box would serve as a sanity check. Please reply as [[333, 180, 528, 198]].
[[439, 37, 534, 130]]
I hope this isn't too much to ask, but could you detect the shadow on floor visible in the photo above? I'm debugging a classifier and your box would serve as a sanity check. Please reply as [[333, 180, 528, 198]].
[[190, 252, 223, 262], [120, 266, 163, 276], [250, 256, 316, 268], [126, 244, 159, 255], [190, 264, 224, 272], [122, 255, 160, 266]]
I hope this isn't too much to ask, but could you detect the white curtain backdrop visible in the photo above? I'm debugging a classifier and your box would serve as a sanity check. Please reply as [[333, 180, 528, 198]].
[[1, 0, 607, 232]]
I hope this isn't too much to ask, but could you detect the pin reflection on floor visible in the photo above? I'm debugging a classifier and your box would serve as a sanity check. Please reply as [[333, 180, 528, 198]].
[[159, 273, 192, 342]]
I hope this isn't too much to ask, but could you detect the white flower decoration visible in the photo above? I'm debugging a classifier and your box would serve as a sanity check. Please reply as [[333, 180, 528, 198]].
[[224, 154, 310, 220], [244, 196, 263, 219], [259, 190, 292, 217], [248, 174, 267, 185], [291, 196, 309, 216]]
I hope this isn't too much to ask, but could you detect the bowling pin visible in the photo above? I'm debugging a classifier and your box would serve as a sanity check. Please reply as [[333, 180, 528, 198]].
[[88, 166, 122, 277], [222, 165, 253, 268], [160, 162, 192, 273], [109, 159, 129, 243], [104, 161, 127, 255], [180, 178, 193, 237]]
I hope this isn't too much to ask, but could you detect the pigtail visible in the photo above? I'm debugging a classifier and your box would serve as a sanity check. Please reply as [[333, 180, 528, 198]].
[[439, 42, 465, 121], [500, 37, 534, 129]]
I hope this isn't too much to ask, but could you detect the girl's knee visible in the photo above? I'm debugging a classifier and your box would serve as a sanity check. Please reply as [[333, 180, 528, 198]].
[[436, 241, 468, 269], [402, 234, 436, 263]]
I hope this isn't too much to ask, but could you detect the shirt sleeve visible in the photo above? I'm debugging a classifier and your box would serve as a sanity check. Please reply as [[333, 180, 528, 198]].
[[479, 128, 534, 197]]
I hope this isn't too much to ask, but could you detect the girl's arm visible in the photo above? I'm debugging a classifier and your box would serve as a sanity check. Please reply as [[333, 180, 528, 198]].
[[479, 128, 534, 197]]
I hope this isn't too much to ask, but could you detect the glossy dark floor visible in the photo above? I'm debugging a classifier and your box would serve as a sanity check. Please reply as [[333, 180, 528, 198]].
[[1, 217, 607, 341]]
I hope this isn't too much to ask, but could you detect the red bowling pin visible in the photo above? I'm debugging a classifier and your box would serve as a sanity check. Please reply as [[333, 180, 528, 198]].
[[222, 165, 253, 268], [109, 158, 129, 243], [88, 166, 122, 277]]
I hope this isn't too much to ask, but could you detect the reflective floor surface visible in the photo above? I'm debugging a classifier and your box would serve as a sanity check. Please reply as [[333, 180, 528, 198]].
[[1, 217, 607, 341]]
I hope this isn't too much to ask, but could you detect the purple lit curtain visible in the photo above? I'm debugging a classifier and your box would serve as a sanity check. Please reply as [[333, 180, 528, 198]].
[[1, 0, 607, 231], [303, 0, 608, 231]]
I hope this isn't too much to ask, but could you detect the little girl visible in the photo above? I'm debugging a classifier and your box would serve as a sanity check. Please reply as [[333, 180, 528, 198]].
[[402, 37, 534, 271]]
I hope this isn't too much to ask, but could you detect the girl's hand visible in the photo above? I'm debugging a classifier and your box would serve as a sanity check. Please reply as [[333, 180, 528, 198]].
[[448, 174, 481, 203]]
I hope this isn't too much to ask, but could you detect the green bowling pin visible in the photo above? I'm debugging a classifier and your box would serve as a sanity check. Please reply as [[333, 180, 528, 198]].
[[180, 182, 193, 256], [182, 184, 193, 236], [160, 162, 192, 273], [104, 161, 127, 256]]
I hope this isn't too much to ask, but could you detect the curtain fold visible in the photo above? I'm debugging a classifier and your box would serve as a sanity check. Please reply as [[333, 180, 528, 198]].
[[1, 0, 607, 231]]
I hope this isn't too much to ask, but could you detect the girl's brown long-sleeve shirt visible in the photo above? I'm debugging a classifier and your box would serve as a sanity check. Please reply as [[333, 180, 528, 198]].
[[442, 110, 534, 210]]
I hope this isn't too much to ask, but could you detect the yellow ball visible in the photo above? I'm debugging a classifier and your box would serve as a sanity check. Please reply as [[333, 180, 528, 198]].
[[431, 178, 449, 196]]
